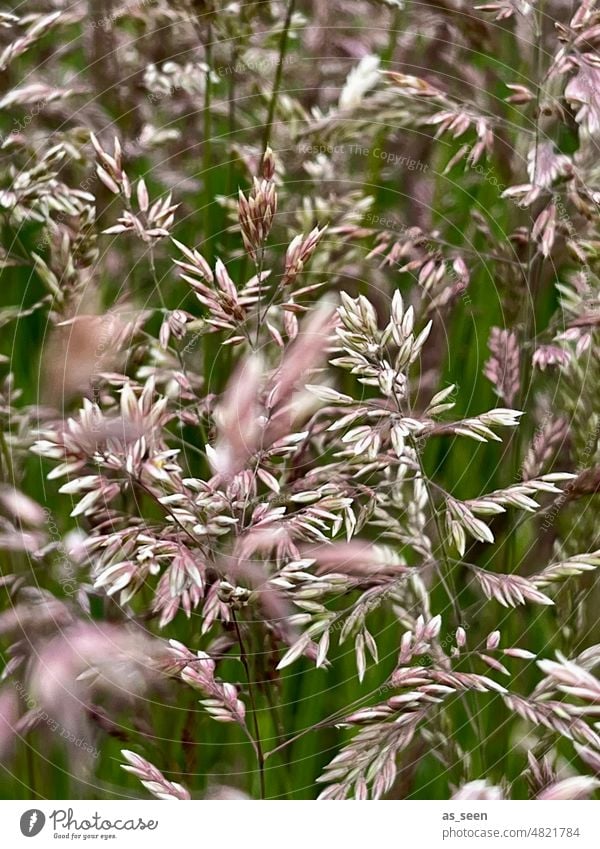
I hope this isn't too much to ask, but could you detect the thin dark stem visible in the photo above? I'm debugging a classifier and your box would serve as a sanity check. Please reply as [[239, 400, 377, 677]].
[[262, 0, 295, 153], [254, 245, 266, 344], [203, 21, 213, 249], [507, 0, 546, 572], [408, 427, 486, 776], [264, 717, 333, 761], [134, 477, 205, 552], [263, 684, 389, 762], [227, 42, 238, 199], [367, 4, 402, 189], [26, 742, 37, 798], [232, 610, 266, 799]]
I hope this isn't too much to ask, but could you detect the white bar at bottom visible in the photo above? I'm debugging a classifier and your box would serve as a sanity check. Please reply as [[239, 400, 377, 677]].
[[1, 800, 598, 848]]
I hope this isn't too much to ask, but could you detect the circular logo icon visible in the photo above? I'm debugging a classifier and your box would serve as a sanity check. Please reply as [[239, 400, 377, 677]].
[[19, 810, 46, 837]]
